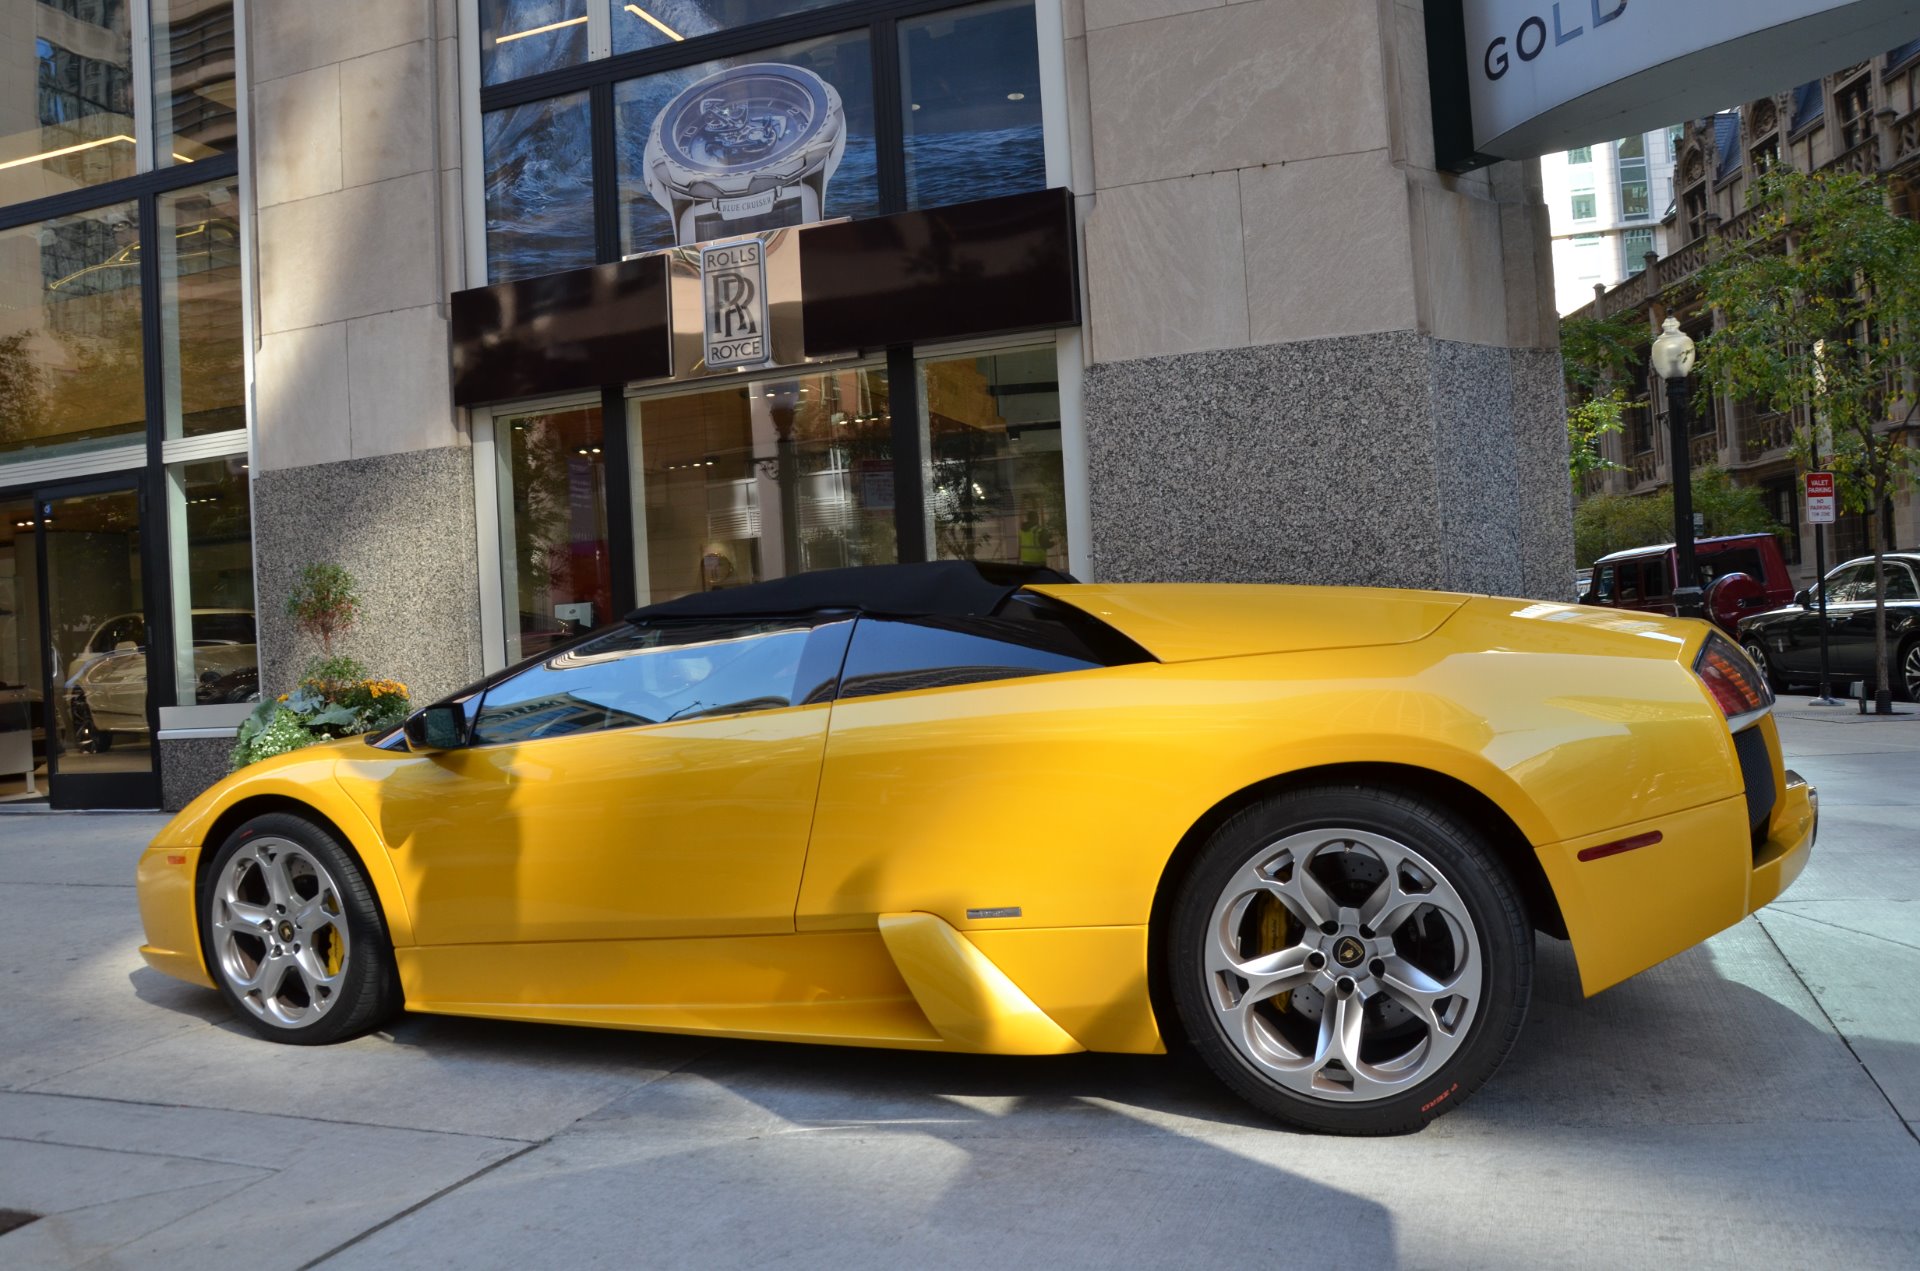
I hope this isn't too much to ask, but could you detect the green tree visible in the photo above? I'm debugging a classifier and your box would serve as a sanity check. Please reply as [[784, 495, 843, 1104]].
[[286, 563, 363, 683], [1574, 467, 1783, 567], [1560, 309, 1646, 490], [1700, 166, 1920, 711]]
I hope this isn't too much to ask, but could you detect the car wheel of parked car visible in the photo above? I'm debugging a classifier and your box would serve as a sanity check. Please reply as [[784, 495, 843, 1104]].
[[200, 813, 399, 1045], [1743, 639, 1787, 693], [1901, 638, 1920, 703], [1169, 785, 1532, 1135]]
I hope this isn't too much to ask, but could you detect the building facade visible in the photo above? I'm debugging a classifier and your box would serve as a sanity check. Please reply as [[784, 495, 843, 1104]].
[[1571, 38, 1920, 583], [1540, 128, 1680, 317], [0, 0, 1570, 811]]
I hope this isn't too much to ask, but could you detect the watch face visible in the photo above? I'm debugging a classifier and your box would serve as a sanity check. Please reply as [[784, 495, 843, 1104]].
[[644, 63, 846, 245]]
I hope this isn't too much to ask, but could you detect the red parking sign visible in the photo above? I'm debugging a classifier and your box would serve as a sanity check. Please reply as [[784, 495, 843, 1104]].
[[1806, 472, 1836, 525]]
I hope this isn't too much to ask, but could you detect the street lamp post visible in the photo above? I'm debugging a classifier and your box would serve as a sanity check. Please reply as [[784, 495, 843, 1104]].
[[1652, 317, 1704, 619]]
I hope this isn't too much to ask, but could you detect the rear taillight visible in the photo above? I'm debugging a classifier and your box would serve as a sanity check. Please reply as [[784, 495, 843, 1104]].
[[1695, 632, 1774, 725]]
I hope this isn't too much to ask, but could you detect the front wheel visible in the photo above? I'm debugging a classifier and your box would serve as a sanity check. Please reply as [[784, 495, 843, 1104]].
[[1899, 638, 1920, 703], [200, 813, 400, 1045], [1168, 786, 1532, 1135], [1743, 639, 1787, 693]]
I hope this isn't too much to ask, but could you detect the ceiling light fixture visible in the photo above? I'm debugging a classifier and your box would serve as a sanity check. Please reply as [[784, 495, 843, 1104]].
[[495, 14, 588, 44], [624, 4, 685, 41], [1006, 92, 1026, 101], [0, 133, 136, 172]]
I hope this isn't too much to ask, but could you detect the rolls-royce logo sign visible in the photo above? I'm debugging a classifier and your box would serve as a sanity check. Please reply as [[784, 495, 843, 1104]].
[[701, 240, 768, 370]]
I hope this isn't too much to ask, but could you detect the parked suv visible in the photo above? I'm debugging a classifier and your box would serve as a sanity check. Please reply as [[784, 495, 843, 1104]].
[[1738, 552, 1920, 700], [1581, 533, 1796, 629]]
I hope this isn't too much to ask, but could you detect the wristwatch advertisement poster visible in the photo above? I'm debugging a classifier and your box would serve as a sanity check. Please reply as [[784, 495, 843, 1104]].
[[643, 63, 851, 247]]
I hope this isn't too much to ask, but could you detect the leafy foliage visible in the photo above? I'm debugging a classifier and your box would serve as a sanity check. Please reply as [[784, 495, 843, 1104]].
[[1699, 166, 1920, 705], [286, 563, 361, 671], [229, 676, 410, 771], [1560, 310, 1647, 492], [1568, 390, 1627, 484], [1573, 467, 1784, 567]]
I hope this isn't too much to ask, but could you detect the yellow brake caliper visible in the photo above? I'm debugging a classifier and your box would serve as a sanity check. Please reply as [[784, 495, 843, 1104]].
[[1259, 896, 1295, 1014], [323, 893, 343, 977]]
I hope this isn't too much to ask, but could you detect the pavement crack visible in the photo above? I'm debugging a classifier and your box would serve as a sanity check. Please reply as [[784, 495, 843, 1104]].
[[0, 1089, 542, 1149], [300, 1141, 541, 1269], [1753, 914, 1920, 1147], [1765, 907, 1920, 955]]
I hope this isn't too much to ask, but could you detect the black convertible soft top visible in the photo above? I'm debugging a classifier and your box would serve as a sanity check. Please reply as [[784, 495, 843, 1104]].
[[628, 561, 1076, 623]]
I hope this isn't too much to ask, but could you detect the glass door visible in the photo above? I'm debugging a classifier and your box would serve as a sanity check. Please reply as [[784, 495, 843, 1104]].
[[0, 495, 46, 802], [36, 480, 160, 809]]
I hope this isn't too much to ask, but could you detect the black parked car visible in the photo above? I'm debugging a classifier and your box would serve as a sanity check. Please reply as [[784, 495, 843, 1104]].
[[1738, 552, 1920, 699]]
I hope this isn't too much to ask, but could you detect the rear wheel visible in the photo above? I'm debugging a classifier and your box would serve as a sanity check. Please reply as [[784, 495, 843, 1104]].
[[1168, 786, 1532, 1135], [1899, 638, 1920, 703], [200, 813, 399, 1045]]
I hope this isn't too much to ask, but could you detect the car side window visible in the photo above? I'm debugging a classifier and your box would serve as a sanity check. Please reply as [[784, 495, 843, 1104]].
[[1616, 562, 1643, 605], [471, 617, 837, 746], [1886, 564, 1920, 602], [837, 597, 1150, 700], [1644, 559, 1671, 599], [1593, 565, 1615, 602], [1825, 564, 1875, 604]]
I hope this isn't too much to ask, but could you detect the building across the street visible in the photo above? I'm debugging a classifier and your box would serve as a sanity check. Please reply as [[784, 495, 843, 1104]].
[[1571, 38, 1920, 585], [1542, 128, 1682, 317]]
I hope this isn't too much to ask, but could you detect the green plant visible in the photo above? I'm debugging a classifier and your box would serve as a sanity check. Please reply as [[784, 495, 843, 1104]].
[[1569, 389, 1628, 485], [1700, 165, 1920, 710], [1573, 467, 1783, 567], [287, 563, 361, 673], [229, 676, 411, 772]]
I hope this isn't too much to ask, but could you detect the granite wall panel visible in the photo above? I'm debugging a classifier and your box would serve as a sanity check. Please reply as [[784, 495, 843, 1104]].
[[252, 446, 483, 704], [161, 737, 238, 812], [1085, 332, 1572, 595]]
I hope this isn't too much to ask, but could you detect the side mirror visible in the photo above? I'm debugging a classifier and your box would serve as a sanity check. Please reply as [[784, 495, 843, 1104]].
[[403, 703, 470, 753], [1794, 589, 1811, 608]]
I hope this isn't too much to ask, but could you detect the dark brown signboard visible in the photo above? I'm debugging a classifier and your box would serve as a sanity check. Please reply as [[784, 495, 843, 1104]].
[[450, 255, 671, 407], [799, 188, 1080, 356]]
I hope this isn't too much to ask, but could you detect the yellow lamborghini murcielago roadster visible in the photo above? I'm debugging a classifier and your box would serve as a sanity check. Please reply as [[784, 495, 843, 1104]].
[[136, 562, 1814, 1134]]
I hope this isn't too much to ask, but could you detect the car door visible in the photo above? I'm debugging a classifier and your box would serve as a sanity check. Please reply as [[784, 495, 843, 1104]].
[[1833, 559, 1920, 685], [1775, 562, 1869, 678], [363, 616, 851, 946]]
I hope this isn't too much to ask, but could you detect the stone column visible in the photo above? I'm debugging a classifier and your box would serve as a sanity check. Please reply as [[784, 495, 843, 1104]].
[[1069, 0, 1571, 599], [246, 0, 481, 701]]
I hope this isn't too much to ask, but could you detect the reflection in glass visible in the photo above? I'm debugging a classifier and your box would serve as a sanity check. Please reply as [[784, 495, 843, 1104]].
[[152, 0, 237, 167], [0, 497, 48, 798], [899, 0, 1044, 209], [0, 0, 136, 206], [45, 486, 153, 780], [920, 346, 1067, 569], [480, 0, 589, 87], [473, 619, 814, 744], [170, 457, 256, 705], [497, 403, 612, 664], [615, 32, 876, 255], [484, 92, 596, 282], [627, 366, 896, 606], [157, 180, 243, 437], [612, 0, 842, 55], [0, 202, 147, 460]]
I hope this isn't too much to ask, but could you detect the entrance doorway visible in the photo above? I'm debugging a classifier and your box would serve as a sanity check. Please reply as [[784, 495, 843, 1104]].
[[0, 478, 159, 809]]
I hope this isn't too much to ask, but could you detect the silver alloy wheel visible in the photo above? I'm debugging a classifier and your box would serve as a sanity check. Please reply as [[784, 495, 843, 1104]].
[[1744, 641, 1773, 685], [211, 837, 350, 1028], [1905, 643, 1920, 700], [1203, 828, 1483, 1102]]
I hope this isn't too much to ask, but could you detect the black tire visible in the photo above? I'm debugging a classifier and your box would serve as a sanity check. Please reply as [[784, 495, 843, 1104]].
[[1898, 637, 1920, 704], [1742, 638, 1787, 693], [199, 812, 400, 1045], [1168, 785, 1532, 1135]]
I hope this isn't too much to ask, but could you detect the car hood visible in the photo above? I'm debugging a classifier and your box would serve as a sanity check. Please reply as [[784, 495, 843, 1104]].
[[1029, 584, 1470, 663]]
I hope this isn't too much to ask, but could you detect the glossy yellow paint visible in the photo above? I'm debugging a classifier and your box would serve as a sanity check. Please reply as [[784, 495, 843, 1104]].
[[133, 584, 1812, 1057], [877, 912, 1084, 1054]]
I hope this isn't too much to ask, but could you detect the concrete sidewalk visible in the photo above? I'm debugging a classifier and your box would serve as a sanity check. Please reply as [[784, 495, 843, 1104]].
[[1, 715, 1916, 1269]]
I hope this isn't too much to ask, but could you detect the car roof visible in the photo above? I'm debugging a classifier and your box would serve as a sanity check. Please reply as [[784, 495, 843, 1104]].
[[1593, 534, 1779, 565], [627, 561, 1076, 623]]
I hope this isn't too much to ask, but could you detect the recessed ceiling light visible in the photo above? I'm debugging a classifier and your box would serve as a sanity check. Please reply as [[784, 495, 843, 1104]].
[[1007, 92, 1025, 101]]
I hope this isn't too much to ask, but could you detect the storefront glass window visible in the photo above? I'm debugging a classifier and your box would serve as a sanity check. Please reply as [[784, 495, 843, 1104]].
[[497, 402, 612, 663], [0, 201, 147, 461], [898, 0, 1044, 209], [481, 0, 590, 87], [613, 0, 844, 55], [169, 456, 255, 704], [485, 92, 597, 282], [156, 179, 243, 438], [0, 0, 136, 207], [614, 31, 877, 255], [151, 1, 237, 168], [919, 346, 1066, 569], [627, 366, 896, 605]]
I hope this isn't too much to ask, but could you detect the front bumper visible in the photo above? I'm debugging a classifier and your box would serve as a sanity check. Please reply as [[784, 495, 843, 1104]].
[[136, 839, 214, 989], [1537, 751, 1816, 997]]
